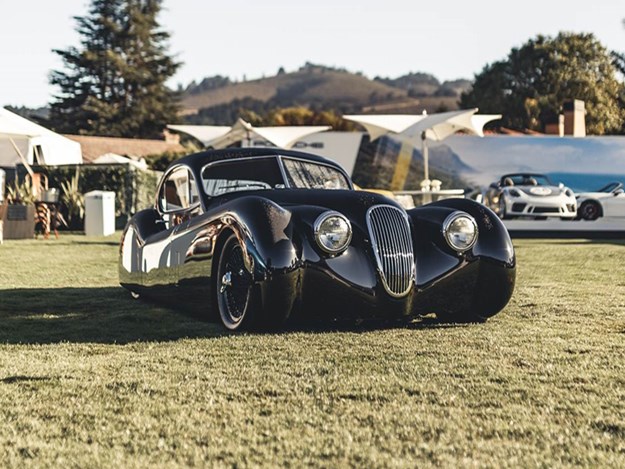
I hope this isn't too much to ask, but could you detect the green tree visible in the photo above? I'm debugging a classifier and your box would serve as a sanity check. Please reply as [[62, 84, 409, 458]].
[[49, 0, 180, 138], [261, 107, 356, 130], [461, 33, 624, 134]]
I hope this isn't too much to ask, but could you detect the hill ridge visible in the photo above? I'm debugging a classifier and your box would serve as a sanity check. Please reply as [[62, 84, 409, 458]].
[[181, 63, 470, 124]]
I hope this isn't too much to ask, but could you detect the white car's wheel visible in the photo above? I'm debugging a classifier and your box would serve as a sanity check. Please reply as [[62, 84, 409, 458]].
[[579, 200, 602, 221], [498, 196, 510, 220]]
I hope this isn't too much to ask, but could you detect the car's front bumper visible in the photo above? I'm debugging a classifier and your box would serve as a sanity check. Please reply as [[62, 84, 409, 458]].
[[507, 198, 577, 217]]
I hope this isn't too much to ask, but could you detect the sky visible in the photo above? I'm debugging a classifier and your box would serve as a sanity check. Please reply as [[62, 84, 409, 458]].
[[1, 0, 624, 108]]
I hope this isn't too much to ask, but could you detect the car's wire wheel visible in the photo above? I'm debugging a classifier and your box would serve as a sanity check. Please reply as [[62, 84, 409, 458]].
[[216, 234, 253, 330]]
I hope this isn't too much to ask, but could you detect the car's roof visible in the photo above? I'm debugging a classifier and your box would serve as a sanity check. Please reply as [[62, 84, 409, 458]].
[[171, 147, 337, 171]]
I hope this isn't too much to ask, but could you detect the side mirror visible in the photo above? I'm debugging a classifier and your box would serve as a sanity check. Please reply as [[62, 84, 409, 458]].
[[558, 183, 564, 189]]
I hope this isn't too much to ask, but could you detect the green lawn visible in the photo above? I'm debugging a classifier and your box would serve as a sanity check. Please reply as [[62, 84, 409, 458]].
[[0, 235, 624, 467]]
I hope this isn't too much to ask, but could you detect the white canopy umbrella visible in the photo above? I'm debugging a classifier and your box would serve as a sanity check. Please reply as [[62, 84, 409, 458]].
[[341, 114, 427, 141], [173, 118, 331, 150], [206, 118, 255, 148], [345, 109, 501, 184], [250, 124, 332, 149], [166, 124, 231, 147]]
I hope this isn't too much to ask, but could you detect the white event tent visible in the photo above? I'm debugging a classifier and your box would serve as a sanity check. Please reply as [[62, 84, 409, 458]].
[[0, 108, 82, 167], [168, 118, 331, 149]]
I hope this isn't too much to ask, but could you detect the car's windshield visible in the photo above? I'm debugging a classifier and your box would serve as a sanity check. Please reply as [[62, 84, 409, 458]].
[[504, 174, 552, 186], [282, 158, 350, 190], [201, 156, 350, 197], [202, 158, 284, 197], [596, 182, 622, 193]]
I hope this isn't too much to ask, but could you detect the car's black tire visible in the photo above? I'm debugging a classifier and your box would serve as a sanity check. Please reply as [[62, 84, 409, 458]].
[[215, 234, 257, 331], [579, 200, 602, 221]]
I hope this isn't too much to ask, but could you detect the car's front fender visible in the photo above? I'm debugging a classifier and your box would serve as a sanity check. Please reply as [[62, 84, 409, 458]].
[[408, 198, 516, 320]]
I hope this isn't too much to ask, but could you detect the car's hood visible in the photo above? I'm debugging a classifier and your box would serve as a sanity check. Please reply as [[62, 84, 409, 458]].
[[208, 188, 403, 218], [205, 188, 406, 240], [263, 188, 403, 214], [515, 185, 565, 197]]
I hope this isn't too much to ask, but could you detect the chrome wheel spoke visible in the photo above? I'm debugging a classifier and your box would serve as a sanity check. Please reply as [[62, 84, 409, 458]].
[[220, 271, 232, 293], [218, 239, 252, 326]]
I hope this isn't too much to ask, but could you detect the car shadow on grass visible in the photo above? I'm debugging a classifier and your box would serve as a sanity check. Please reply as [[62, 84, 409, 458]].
[[72, 240, 120, 246], [0, 287, 465, 344], [283, 316, 471, 335], [0, 287, 225, 345]]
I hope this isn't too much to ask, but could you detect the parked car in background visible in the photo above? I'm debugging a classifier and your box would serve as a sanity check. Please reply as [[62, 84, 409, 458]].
[[484, 173, 577, 219], [119, 148, 515, 330], [575, 182, 625, 220]]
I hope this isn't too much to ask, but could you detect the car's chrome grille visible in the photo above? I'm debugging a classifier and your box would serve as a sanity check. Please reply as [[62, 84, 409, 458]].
[[366, 205, 415, 297]]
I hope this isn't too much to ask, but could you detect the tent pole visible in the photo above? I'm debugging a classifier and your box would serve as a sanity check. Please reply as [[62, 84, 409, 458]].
[[9, 137, 34, 178], [421, 131, 429, 184]]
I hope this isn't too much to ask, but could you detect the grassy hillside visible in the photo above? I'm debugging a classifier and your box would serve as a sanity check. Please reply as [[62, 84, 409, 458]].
[[180, 64, 469, 124], [181, 67, 410, 111], [0, 235, 624, 466]]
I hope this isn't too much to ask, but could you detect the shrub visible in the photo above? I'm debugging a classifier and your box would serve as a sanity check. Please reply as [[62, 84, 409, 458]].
[[17, 164, 162, 230]]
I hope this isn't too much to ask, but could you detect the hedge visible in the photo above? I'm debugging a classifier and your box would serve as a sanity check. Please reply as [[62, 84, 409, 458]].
[[16, 164, 162, 229]]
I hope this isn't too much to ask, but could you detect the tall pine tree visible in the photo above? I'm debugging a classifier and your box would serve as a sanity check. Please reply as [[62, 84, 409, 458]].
[[49, 0, 180, 138]]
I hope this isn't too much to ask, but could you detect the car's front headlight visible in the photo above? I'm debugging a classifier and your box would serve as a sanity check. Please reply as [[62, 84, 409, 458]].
[[314, 211, 352, 254], [442, 212, 478, 253], [509, 188, 521, 197], [565, 189, 574, 197]]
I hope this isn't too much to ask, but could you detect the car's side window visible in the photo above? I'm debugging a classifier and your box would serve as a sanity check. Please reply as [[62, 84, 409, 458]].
[[189, 172, 200, 206], [162, 167, 190, 211], [158, 168, 202, 227]]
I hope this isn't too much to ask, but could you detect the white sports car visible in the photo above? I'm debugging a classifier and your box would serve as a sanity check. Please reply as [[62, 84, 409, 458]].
[[576, 182, 625, 220], [485, 173, 577, 219]]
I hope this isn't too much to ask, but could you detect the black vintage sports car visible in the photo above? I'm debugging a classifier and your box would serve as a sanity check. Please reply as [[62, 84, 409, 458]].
[[119, 148, 515, 330]]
